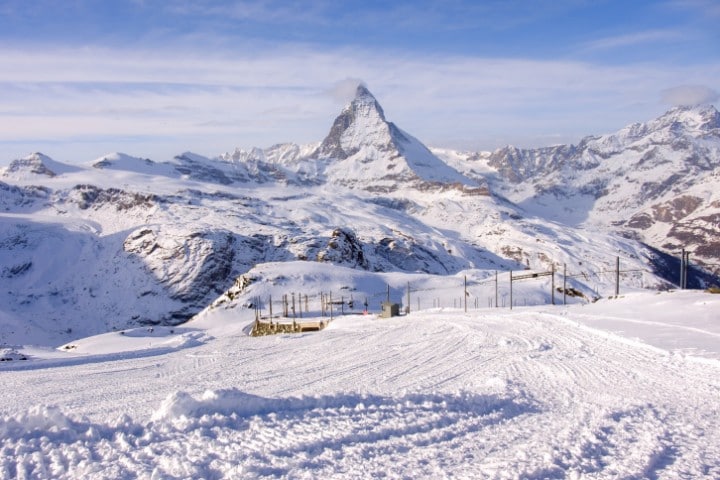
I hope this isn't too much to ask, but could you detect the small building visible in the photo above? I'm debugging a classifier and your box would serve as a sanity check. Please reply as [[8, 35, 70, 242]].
[[380, 301, 400, 318]]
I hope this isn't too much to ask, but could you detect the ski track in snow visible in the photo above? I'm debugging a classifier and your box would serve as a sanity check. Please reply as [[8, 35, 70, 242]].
[[2, 308, 719, 479]]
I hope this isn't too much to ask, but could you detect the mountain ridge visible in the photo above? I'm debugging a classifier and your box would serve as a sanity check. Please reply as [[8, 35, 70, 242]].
[[1, 87, 718, 346], [437, 104, 719, 273]]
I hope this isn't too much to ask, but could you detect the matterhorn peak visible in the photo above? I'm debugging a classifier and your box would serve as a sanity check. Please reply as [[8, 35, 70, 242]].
[[355, 84, 372, 97], [312, 84, 476, 189], [313, 84, 391, 160], [352, 84, 384, 114]]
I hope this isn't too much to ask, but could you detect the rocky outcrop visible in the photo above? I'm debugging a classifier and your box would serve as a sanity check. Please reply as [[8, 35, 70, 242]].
[[123, 227, 237, 322], [69, 185, 156, 210], [316, 228, 368, 269]]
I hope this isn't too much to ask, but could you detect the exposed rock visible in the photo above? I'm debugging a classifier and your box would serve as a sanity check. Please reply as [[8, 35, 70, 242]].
[[316, 228, 368, 269], [69, 185, 155, 210]]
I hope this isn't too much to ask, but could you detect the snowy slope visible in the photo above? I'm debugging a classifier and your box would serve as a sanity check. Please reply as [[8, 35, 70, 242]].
[[1, 287, 719, 479], [0, 166, 666, 347]]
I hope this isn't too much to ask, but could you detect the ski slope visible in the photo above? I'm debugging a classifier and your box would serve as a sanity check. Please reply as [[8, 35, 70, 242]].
[[1, 290, 719, 479]]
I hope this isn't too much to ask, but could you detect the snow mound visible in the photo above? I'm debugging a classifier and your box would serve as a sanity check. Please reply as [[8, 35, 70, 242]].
[[2, 389, 529, 479], [91, 152, 177, 177]]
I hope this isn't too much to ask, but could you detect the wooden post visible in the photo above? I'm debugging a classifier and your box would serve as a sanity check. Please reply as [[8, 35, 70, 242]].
[[563, 263, 567, 305], [615, 256, 620, 296], [551, 264, 555, 305], [269, 295, 273, 319]]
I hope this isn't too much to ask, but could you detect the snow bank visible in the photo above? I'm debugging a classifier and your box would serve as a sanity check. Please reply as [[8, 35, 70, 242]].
[[2, 389, 528, 479]]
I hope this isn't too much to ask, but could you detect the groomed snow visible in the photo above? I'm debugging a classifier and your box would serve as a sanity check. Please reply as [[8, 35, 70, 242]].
[[1, 290, 719, 479]]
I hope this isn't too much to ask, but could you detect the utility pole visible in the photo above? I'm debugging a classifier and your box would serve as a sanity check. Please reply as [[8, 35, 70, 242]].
[[407, 282, 411, 314], [495, 270, 498, 308], [464, 275, 468, 313], [680, 249, 686, 289], [509, 270, 513, 310], [615, 256, 620, 296]]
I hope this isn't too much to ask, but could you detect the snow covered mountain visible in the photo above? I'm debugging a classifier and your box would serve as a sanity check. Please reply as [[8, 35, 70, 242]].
[[312, 85, 478, 191], [219, 85, 485, 193], [1, 86, 717, 346], [438, 105, 720, 275]]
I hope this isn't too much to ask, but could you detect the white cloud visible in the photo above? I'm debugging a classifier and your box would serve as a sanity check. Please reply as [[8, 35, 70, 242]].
[[163, 0, 334, 25], [1, 45, 719, 163], [661, 85, 719, 106], [583, 29, 684, 50], [662, 0, 720, 18], [323, 78, 367, 105]]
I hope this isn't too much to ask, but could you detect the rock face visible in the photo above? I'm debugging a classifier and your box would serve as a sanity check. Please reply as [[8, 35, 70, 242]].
[[122, 228, 237, 316], [316, 228, 368, 269]]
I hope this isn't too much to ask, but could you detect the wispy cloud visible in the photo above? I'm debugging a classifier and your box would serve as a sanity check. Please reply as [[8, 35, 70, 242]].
[[662, 0, 720, 18], [661, 85, 719, 106], [583, 29, 685, 50], [1, 44, 718, 162], [163, 0, 335, 25], [160, 0, 588, 35]]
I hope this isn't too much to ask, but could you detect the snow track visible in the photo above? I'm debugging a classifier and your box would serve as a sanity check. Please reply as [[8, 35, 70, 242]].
[[2, 307, 719, 478]]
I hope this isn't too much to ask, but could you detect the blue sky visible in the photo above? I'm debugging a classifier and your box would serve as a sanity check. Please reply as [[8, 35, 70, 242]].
[[0, 0, 718, 163]]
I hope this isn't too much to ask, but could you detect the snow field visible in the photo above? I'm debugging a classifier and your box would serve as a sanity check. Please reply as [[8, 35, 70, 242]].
[[2, 293, 719, 479]]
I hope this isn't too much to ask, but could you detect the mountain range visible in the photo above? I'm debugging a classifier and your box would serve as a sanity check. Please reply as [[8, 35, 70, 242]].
[[1, 85, 718, 346]]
